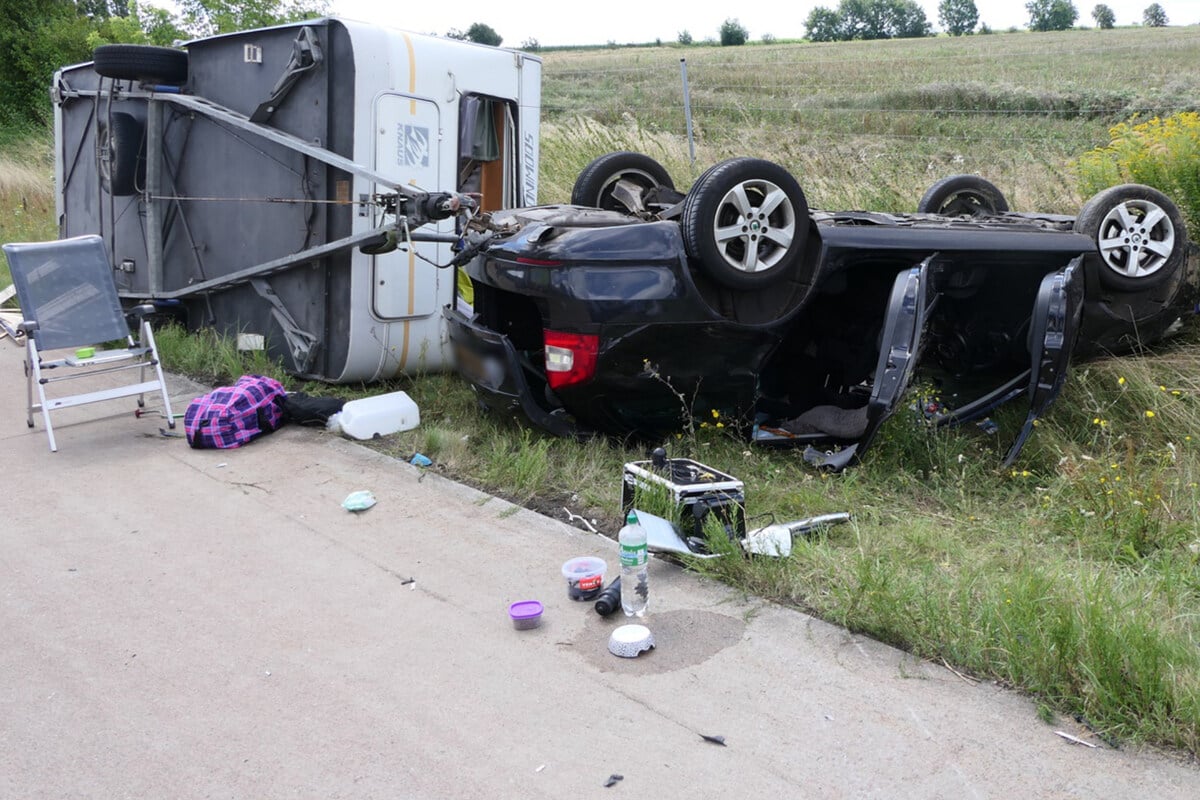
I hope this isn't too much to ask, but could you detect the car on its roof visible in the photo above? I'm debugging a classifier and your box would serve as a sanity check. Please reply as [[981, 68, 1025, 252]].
[[443, 152, 1193, 469]]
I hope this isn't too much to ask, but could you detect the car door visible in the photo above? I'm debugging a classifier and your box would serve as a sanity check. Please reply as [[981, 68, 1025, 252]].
[[1002, 256, 1085, 466], [805, 257, 936, 471]]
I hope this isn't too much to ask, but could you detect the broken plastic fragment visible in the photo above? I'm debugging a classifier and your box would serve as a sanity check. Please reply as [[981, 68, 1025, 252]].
[[603, 774, 624, 788], [803, 444, 858, 471], [700, 734, 726, 746], [342, 490, 377, 512]]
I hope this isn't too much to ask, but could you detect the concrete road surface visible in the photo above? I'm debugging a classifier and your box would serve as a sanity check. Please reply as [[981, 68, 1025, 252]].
[[1, 334, 1197, 799]]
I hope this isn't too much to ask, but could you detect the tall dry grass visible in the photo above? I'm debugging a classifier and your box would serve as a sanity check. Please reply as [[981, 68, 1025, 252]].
[[0, 137, 57, 291], [539, 26, 1200, 212]]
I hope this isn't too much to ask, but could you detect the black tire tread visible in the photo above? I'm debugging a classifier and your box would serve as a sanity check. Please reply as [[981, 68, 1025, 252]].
[[918, 174, 1009, 215], [93, 45, 188, 85], [571, 151, 674, 208], [99, 112, 144, 197]]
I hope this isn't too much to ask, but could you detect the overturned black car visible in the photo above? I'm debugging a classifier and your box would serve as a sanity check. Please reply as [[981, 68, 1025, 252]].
[[444, 152, 1193, 469]]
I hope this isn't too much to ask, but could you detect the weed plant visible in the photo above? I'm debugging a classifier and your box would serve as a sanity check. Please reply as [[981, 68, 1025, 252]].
[[1075, 111, 1200, 232]]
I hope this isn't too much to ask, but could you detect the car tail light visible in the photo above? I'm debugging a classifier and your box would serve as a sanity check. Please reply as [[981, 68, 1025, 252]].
[[544, 330, 598, 390], [516, 256, 564, 266]]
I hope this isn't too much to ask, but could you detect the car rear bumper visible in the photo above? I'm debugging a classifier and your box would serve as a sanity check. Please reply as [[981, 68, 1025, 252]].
[[443, 305, 590, 439]]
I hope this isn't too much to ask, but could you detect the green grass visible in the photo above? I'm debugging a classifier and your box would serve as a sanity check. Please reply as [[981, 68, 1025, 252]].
[[6, 27, 1200, 758]]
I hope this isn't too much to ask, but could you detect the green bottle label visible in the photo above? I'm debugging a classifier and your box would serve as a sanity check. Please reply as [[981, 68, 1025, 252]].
[[620, 542, 647, 568]]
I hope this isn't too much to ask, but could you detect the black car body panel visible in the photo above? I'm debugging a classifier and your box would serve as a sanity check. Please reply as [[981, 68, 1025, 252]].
[[445, 307, 586, 439], [445, 167, 1191, 468]]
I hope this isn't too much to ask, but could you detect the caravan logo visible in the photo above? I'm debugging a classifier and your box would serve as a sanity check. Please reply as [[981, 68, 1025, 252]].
[[397, 124, 430, 168], [523, 131, 538, 205]]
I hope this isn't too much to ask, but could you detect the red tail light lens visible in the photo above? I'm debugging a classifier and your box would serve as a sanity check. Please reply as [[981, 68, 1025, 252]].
[[543, 330, 599, 390]]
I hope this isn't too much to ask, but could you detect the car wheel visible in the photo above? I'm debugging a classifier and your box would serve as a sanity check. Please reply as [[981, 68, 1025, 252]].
[[1075, 184, 1187, 292], [570, 151, 675, 211], [681, 157, 809, 290], [918, 174, 1009, 216], [93, 45, 188, 85], [98, 112, 145, 197]]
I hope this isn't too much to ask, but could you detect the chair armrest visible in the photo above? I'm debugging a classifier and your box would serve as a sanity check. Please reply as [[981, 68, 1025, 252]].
[[17, 319, 38, 334], [130, 304, 157, 317]]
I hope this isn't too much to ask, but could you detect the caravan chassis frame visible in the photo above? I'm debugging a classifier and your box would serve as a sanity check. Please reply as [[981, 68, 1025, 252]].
[[53, 77, 462, 304]]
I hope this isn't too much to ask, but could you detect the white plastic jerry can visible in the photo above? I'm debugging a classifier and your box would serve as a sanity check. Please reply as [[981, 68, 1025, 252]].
[[336, 391, 420, 440]]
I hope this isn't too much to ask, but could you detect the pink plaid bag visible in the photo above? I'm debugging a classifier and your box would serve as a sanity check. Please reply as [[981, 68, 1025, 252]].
[[184, 375, 287, 449]]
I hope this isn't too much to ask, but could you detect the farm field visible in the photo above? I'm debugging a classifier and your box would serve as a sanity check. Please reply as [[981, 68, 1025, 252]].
[[3, 25, 1200, 759], [537, 26, 1200, 213]]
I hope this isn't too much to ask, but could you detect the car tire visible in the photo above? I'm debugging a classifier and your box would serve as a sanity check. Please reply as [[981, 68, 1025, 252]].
[[1075, 184, 1187, 292], [93, 45, 188, 85], [570, 151, 675, 211], [681, 157, 809, 291], [98, 112, 145, 197], [918, 174, 1009, 216]]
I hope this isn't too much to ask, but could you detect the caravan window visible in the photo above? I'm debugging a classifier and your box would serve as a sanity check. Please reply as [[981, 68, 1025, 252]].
[[458, 94, 519, 211]]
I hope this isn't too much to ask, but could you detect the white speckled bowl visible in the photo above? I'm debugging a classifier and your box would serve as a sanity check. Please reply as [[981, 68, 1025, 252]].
[[608, 624, 655, 658]]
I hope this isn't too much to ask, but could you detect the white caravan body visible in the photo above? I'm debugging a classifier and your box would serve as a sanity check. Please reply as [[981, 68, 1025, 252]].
[[54, 17, 541, 382]]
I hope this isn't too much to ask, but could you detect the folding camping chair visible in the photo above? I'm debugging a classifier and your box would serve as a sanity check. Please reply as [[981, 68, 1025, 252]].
[[2, 234, 175, 451]]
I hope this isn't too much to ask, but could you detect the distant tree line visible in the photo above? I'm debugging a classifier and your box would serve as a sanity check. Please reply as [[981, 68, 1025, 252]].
[[795, 0, 1172, 41], [804, 0, 933, 42], [1028, 1, 1169, 31]]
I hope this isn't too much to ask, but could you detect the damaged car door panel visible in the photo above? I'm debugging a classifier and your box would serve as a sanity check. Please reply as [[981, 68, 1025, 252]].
[[445, 153, 1192, 469]]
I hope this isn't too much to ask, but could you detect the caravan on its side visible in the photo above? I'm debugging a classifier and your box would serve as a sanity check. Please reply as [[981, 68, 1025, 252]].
[[54, 16, 541, 382]]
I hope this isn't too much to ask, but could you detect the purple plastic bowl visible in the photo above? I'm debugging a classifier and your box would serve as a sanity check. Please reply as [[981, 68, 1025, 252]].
[[508, 600, 544, 630]]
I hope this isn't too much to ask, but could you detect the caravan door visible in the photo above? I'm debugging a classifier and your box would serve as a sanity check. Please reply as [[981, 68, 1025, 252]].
[[371, 92, 446, 321]]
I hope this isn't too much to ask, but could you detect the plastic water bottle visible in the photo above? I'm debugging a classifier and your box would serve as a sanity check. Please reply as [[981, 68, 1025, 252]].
[[618, 510, 649, 617]]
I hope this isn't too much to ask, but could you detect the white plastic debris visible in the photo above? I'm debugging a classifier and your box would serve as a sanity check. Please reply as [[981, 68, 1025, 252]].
[[335, 391, 420, 440], [342, 490, 377, 512]]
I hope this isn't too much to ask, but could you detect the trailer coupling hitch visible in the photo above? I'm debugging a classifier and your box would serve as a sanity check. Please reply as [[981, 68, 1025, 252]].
[[418, 191, 479, 221], [359, 191, 483, 257]]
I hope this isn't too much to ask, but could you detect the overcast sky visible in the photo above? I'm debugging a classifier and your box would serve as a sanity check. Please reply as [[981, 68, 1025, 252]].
[[330, 0, 1195, 46]]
